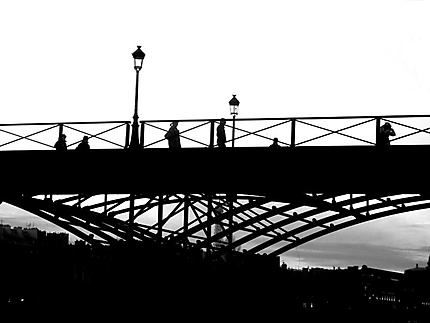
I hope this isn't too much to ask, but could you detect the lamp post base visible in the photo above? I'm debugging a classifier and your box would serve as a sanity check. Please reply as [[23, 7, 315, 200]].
[[129, 122, 140, 149]]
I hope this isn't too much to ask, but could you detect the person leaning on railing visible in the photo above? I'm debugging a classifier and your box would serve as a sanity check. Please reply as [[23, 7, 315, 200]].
[[377, 122, 396, 146], [165, 121, 181, 148], [76, 136, 90, 151], [54, 134, 67, 151]]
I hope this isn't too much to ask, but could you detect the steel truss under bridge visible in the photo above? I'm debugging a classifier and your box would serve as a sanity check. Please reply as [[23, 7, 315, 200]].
[[4, 192, 430, 259]]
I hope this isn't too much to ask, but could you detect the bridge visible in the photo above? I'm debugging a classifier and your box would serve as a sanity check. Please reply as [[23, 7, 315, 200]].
[[1, 114, 430, 261]]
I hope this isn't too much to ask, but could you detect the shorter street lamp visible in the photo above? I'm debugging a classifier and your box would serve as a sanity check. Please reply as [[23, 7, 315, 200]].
[[229, 94, 240, 147], [130, 45, 146, 149]]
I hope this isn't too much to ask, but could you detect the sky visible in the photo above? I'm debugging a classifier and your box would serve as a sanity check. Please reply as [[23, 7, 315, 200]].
[[1, 0, 430, 272]]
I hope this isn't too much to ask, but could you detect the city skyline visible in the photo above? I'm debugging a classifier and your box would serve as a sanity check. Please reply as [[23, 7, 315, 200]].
[[1, 197, 429, 273], [1, 0, 430, 273]]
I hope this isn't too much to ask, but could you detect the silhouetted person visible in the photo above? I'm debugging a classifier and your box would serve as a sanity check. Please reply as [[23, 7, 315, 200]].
[[217, 118, 226, 148], [378, 122, 396, 146], [165, 121, 181, 148], [76, 136, 90, 151], [281, 261, 287, 270], [54, 134, 67, 151], [270, 137, 281, 148]]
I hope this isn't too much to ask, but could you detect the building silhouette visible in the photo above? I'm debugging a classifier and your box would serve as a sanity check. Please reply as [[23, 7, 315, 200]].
[[0, 222, 429, 321]]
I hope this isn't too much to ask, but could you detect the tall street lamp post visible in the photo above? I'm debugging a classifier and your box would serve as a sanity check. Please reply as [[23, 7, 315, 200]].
[[130, 45, 145, 149], [229, 94, 240, 147]]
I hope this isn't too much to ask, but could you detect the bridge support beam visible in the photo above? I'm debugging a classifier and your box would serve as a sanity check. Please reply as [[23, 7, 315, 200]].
[[158, 195, 163, 243], [3, 146, 430, 196], [206, 194, 213, 255], [129, 194, 135, 242], [228, 196, 234, 254], [183, 194, 189, 249]]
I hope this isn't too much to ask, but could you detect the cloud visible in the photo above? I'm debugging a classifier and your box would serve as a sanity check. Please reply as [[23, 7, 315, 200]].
[[415, 246, 430, 253], [288, 240, 425, 272], [276, 210, 430, 272]]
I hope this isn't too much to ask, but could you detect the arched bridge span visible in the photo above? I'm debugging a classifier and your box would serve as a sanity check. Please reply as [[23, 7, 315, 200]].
[[2, 192, 430, 258], [1, 144, 430, 259]]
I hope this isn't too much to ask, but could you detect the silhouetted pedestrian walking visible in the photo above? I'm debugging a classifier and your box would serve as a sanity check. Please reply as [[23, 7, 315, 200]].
[[54, 134, 67, 151], [377, 122, 396, 146], [76, 136, 90, 151], [217, 118, 226, 148], [165, 121, 181, 148], [270, 137, 280, 148]]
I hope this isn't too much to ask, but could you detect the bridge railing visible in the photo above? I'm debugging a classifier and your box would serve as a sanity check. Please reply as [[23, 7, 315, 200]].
[[1, 115, 430, 151], [141, 115, 430, 148], [0, 121, 130, 151]]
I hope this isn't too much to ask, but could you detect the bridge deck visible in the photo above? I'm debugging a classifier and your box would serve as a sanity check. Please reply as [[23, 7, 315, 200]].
[[1, 146, 429, 195]]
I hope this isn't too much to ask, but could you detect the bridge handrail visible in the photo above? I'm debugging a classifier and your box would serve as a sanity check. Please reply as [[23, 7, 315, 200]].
[[0, 120, 131, 127], [139, 114, 430, 123], [0, 121, 131, 150], [140, 114, 430, 148], [1, 114, 430, 150]]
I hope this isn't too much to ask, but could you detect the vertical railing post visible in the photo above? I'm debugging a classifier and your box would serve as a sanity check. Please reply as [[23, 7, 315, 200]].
[[209, 120, 215, 148], [125, 123, 130, 149], [375, 117, 381, 146], [140, 122, 145, 149], [290, 118, 296, 148], [58, 123, 64, 140]]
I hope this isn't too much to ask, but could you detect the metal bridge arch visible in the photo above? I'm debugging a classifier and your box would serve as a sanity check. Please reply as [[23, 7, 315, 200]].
[[4, 192, 430, 260]]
